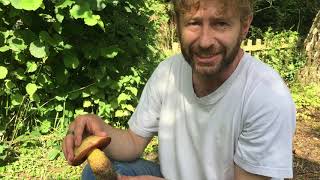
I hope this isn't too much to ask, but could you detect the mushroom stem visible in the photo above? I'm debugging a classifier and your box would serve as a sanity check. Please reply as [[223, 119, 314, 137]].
[[87, 148, 117, 180]]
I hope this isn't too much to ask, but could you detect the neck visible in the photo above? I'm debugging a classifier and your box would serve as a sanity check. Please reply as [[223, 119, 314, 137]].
[[193, 49, 244, 97]]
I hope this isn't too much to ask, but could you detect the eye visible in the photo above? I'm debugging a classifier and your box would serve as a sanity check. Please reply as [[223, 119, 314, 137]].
[[216, 21, 228, 27], [187, 20, 201, 27]]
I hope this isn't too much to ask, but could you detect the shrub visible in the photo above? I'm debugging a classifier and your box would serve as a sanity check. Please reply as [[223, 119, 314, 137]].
[[249, 27, 306, 83], [0, 0, 169, 141]]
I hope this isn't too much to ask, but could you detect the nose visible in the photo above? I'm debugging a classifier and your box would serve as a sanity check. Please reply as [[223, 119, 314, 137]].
[[199, 25, 214, 49]]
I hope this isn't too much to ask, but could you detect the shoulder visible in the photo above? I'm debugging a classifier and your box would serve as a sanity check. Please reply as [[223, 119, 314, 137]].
[[241, 54, 296, 122], [150, 53, 187, 82]]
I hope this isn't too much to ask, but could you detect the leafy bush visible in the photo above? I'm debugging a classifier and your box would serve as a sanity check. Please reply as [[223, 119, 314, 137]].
[[249, 28, 306, 83], [291, 83, 320, 110], [0, 0, 169, 142]]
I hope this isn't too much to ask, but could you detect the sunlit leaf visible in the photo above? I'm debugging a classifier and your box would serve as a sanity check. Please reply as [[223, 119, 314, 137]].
[[69, 3, 91, 19], [47, 148, 60, 160], [26, 61, 38, 73], [40, 120, 51, 134], [55, 105, 63, 112], [125, 87, 138, 96], [83, 100, 92, 108], [29, 40, 49, 58], [26, 83, 38, 96], [115, 110, 130, 117], [0, 0, 10, 5], [10, 0, 43, 11], [84, 14, 100, 26], [55, 0, 74, 9], [8, 37, 27, 52], [117, 93, 131, 104], [0, 66, 8, 79]]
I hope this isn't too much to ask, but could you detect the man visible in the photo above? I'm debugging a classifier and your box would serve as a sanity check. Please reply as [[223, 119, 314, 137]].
[[63, 0, 296, 179]]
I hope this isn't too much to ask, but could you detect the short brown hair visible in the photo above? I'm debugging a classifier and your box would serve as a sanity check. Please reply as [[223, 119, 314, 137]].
[[171, 0, 254, 21]]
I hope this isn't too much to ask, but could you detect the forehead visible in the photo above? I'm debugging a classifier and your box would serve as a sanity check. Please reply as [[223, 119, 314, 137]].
[[182, 0, 240, 19]]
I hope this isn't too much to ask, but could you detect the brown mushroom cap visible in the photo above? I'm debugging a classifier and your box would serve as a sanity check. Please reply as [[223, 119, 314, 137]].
[[73, 136, 111, 166]]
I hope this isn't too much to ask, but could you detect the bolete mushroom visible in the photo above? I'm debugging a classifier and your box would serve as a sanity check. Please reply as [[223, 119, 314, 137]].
[[73, 135, 117, 180]]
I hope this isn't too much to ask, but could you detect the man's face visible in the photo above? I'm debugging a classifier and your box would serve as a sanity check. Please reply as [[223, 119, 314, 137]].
[[177, 0, 251, 77]]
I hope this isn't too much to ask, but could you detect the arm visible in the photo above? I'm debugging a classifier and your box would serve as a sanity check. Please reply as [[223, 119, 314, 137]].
[[234, 164, 270, 180], [63, 114, 152, 165], [104, 126, 152, 161]]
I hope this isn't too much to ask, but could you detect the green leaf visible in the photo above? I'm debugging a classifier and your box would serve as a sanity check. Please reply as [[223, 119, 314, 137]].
[[115, 110, 130, 117], [47, 148, 60, 160], [0, 0, 10, 5], [124, 6, 132, 13], [26, 83, 38, 96], [55, 105, 64, 112], [11, 93, 24, 106], [29, 40, 49, 58], [124, 104, 134, 112], [13, 68, 26, 80], [83, 100, 91, 108], [100, 46, 121, 59], [63, 52, 79, 69], [55, 0, 74, 9], [125, 87, 138, 96], [0, 66, 8, 79], [39, 31, 56, 45], [78, 0, 106, 11], [40, 120, 51, 134], [69, 3, 91, 19], [26, 61, 38, 73], [5, 80, 15, 89], [10, 0, 43, 11], [8, 37, 27, 52], [0, 46, 10, 52], [56, 13, 64, 23], [117, 93, 131, 104], [84, 14, 101, 26]]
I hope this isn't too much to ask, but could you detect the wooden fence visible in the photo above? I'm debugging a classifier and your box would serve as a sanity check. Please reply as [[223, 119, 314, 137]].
[[171, 38, 296, 54]]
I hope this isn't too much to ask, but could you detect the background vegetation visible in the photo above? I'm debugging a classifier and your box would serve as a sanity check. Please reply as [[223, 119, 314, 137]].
[[0, 0, 319, 179]]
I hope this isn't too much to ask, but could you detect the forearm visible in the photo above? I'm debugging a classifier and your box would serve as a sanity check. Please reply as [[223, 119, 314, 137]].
[[234, 164, 270, 180], [104, 124, 151, 161]]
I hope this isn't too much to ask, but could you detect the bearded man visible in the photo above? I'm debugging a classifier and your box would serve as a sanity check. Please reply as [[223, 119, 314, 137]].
[[63, 0, 296, 179]]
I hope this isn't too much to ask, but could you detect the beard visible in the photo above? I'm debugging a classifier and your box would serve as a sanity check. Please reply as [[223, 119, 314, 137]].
[[180, 34, 242, 77]]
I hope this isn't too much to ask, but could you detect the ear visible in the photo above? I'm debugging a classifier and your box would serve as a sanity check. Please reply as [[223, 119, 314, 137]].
[[241, 15, 253, 39]]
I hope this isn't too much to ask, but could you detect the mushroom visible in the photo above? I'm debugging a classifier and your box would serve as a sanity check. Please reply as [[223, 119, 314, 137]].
[[73, 135, 117, 180]]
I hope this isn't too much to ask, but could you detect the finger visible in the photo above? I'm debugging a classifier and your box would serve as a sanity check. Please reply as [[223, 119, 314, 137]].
[[74, 117, 86, 147], [62, 137, 67, 159], [64, 134, 75, 164], [86, 116, 108, 137]]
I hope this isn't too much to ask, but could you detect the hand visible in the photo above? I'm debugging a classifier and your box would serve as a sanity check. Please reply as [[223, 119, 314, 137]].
[[118, 175, 165, 180], [62, 114, 108, 165]]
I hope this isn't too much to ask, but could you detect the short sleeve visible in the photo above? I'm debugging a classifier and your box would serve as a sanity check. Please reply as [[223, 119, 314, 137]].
[[128, 61, 168, 138], [234, 82, 296, 178]]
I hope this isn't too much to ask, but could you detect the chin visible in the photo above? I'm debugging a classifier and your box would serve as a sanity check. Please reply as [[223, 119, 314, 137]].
[[194, 63, 222, 76]]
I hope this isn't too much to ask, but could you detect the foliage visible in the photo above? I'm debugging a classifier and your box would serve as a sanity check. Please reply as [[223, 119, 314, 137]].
[[253, 0, 320, 37], [291, 82, 320, 122], [249, 28, 306, 83], [291, 83, 320, 110], [0, 0, 170, 145]]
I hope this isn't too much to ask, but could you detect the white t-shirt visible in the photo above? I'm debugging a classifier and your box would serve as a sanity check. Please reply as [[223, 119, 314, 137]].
[[128, 53, 296, 180]]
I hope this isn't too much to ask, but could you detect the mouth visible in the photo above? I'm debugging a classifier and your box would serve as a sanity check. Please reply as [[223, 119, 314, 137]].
[[193, 53, 221, 65]]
